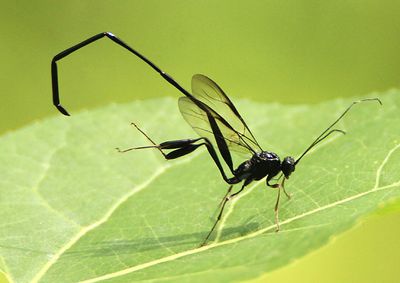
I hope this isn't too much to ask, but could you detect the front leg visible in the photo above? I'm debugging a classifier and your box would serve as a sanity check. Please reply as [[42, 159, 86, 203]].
[[266, 177, 287, 232], [267, 176, 291, 199]]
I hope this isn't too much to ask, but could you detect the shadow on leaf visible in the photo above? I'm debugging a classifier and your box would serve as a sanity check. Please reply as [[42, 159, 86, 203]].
[[63, 221, 261, 259]]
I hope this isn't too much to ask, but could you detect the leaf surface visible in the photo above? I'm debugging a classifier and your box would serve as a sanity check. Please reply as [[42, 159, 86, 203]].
[[0, 91, 399, 283]]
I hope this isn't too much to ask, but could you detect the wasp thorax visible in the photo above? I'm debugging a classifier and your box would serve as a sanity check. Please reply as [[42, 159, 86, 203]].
[[282, 156, 296, 178]]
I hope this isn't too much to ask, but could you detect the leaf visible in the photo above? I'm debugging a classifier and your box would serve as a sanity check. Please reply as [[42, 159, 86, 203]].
[[0, 90, 399, 283]]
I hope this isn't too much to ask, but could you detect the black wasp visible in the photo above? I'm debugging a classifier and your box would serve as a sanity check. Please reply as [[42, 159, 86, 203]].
[[51, 32, 381, 246]]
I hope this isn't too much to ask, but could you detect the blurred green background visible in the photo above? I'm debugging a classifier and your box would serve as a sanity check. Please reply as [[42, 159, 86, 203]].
[[1, 1, 399, 282]]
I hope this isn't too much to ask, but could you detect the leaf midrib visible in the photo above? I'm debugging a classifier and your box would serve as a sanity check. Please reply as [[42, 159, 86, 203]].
[[29, 133, 210, 283], [78, 180, 400, 283], [22, 97, 393, 283], [59, 137, 400, 283]]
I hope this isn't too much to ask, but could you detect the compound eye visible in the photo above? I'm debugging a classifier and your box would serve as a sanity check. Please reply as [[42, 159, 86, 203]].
[[282, 156, 296, 178]]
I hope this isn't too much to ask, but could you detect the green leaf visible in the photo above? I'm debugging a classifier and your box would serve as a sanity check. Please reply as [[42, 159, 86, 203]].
[[0, 90, 398, 283]]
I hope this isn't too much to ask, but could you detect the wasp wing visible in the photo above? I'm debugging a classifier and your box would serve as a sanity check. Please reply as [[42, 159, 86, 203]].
[[191, 74, 263, 152], [179, 96, 255, 171]]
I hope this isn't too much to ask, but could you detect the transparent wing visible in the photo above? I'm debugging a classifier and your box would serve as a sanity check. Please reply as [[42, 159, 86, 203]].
[[191, 74, 263, 152], [178, 96, 255, 158]]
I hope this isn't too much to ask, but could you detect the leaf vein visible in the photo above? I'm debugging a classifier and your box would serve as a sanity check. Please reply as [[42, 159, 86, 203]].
[[78, 180, 400, 283], [31, 150, 204, 283], [76, 141, 400, 283], [31, 124, 80, 226]]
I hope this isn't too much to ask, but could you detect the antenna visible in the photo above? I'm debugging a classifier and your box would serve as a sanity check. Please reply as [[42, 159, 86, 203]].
[[295, 98, 382, 165]]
